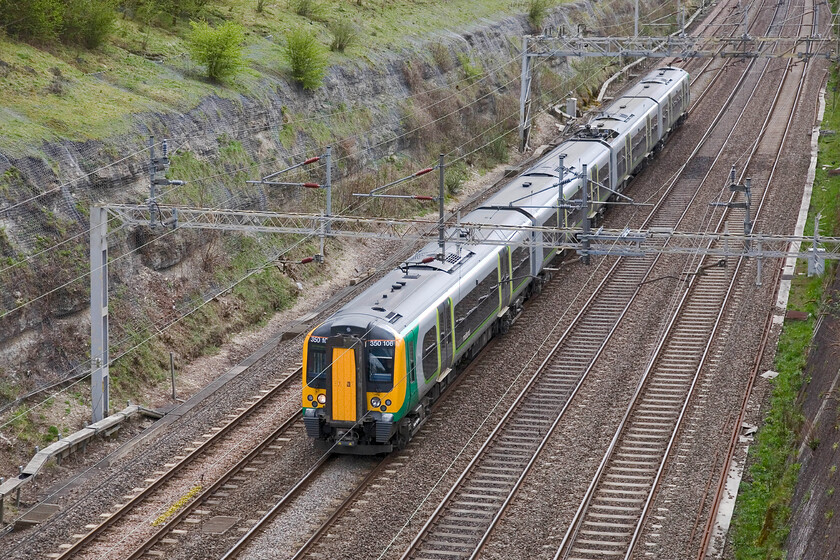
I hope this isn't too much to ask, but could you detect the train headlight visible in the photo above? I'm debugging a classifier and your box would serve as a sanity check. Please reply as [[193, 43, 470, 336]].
[[307, 394, 314, 402], [385, 399, 392, 406], [370, 397, 381, 408], [317, 394, 326, 404]]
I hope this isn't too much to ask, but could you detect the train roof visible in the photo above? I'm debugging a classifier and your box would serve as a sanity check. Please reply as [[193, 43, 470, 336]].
[[315, 66, 689, 336], [523, 138, 610, 180]]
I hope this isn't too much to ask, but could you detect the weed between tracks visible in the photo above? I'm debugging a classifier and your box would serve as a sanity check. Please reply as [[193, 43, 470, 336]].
[[730, 66, 840, 558], [152, 485, 203, 526]]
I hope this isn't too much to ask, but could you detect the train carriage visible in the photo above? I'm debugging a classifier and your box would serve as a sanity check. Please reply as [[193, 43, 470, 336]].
[[302, 66, 690, 454]]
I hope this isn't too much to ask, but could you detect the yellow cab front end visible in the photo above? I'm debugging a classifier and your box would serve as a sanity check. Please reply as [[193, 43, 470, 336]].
[[302, 319, 409, 455]]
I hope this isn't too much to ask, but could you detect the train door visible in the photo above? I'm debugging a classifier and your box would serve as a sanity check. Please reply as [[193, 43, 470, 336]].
[[531, 214, 542, 274], [327, 337, 363, 424], [437, 299, 453, 377], [500, 248, 511, 307], [590, 165, 600, 204]]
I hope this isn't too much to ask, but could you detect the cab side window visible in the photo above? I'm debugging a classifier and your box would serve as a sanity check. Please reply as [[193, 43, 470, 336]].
[[306, 343, 328, 389]]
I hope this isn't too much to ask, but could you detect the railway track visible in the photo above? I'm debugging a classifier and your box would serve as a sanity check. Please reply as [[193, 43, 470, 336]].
[[218, 337, 485, 560], [553, 4, 815, 560], [20, 3, 818, 559], [46, 365, 304, 559], [223, 2, 808, 558], [8, 92, 570, 559], [394, 3, 798, 559]]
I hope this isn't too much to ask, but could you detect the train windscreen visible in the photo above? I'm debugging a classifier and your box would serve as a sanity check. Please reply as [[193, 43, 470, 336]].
[[367, 339, 395, 391], [306, 338, 328, 389]]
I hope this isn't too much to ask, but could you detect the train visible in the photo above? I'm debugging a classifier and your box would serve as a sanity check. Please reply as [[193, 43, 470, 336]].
[[302, 66, 690, 454]]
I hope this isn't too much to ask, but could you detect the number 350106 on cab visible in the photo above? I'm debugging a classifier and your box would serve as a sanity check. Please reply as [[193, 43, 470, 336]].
[[301, 66, 689, 454]]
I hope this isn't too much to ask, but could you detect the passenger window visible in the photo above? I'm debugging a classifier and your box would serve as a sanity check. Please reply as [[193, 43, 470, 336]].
[[543, 211, 559, 246], [454, 270, 499, 347], [511, 246, 531, 287], [631, 127, 646, 162], [616, 145, 627, 180], [600, 162, 611, 192], [422, 327, 438, 381]]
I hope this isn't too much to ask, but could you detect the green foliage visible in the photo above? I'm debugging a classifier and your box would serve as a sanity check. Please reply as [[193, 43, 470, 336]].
[[0, 0, 117, 47], [0, 377, 15, 403], [0, 0, 63, 42], [457, 52, 482, 83], [288, 0, 326, 20], [328, 19, 357, 53], [284, 27, 327, 90], [187, 20, 245, 82], [444, 160, 468, 195], [60, 0, 117, 48], [526, 0, 554, 31], [123, 0, 207, 26], [482, 133, 509, 166]]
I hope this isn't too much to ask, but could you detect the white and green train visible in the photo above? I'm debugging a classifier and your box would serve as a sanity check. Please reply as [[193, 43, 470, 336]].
[[302, 66, 690, 454]]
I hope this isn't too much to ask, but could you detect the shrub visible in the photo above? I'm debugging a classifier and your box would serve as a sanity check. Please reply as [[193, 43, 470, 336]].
[[484, 134, 509, 165], [289, 0, 325, 21], [457, 52, 482, 84], [444, 160, 468, 196], [60, 0, 117, 48], [328, 19, 357, 53], [284, 27, 327, 90], [188, 20, 245, 82], [0, 0, 63, 42], [430, 42, 453, 72], [526, 0, 554, 31]]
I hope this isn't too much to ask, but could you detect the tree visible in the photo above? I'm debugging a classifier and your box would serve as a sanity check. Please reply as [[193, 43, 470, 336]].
[[187, 20, 246, 82], [0, 0, 63, 42], [61, 0, 117, 49], [284, 27, 327, 90]]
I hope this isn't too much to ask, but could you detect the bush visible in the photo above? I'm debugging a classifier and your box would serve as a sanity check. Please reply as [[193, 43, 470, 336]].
[[457, 52, 483, 84], [444, 160, 469, 195], [328, 19, 357, 53], [430, 42, 453, 72], [527, 0, 554, 31], [0, 0, 63, 42], [61, 0, 117, 48], [284, 27, 327, 90], [188, 20, 245, 82], [289, 0, 325, 21]]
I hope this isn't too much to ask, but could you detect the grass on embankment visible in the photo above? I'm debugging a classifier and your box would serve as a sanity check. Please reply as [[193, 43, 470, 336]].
[[0, 0, 538, 151], [730, 70, 840, 559]]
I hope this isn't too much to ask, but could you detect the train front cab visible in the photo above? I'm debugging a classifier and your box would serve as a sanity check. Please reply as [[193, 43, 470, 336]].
[[302, 322, 411, 455]]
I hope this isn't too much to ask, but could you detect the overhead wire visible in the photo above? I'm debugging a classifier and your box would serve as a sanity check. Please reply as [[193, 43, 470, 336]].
[[0, 47, 522, 274], [0, 67, 525, 323], [1, 12, 633, 435]]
